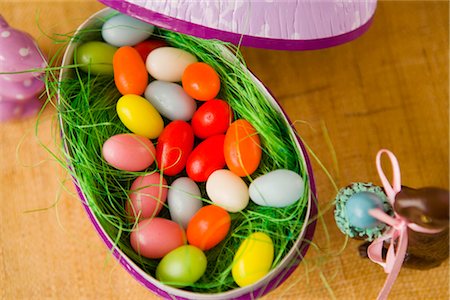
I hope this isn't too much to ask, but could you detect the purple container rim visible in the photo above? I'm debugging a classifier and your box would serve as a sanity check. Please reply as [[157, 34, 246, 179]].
[[58, 7, 320, 299], [98, 0, 376, 51]]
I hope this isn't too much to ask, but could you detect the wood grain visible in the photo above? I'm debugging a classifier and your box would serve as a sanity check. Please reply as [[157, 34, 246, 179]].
[[0, 1, 448, 299]]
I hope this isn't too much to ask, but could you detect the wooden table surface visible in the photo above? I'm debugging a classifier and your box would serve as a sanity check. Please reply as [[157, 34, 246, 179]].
[[0, 1, 448, 299]]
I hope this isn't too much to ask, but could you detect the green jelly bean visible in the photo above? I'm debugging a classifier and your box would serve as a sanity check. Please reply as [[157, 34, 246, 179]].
[[75, 41, 117, 75], [156, 245, 207, 288]]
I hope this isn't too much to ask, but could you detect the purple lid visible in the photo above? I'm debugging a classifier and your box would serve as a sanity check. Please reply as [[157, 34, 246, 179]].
[[98, 0, 377, 50]]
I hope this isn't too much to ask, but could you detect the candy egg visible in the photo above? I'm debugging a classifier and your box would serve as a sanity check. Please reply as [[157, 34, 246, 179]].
[[102, 14, 154, 47], [224, 119, 262, 177], [168, 177, 202, 229], [116, 94, 164, 139], [0, 98, 25, 121], [249, 169, 304, 207], [156, 121, 194, 176], [134, 39, 167, 62], [126, 173, 168, 220], [191, 99, 233, 139], [0, 16, 47, 82], [113, 46, 148, 95], [22, 97, 42, 118], [232, 232, 274, 287], [102, 133, 155, 171], [187, 205, 230, 251], [0, 77, 44, 101], [345, 192, 383, 229], [144, 81, 196, 121], [156, 245, 207, 288], [182, 62, 220, 101], [146, 47, 197, 82], [75, 41, 117, 75], [186, 134, 226, 182], [130, 218, 185, 259], [206, 169, 249, 212]]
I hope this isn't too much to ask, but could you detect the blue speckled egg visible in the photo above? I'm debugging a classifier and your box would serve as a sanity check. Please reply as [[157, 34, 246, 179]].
[[345, 192, 383, 229]]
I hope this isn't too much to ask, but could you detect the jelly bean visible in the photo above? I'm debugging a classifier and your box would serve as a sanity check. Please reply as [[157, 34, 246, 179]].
[[156, 121, 194, 176], [116, 94, 164, 139], [102, 14, 154, 47], [232, 232, 274, 287], [146, 47, 197, 82], [187, 205, 230, 251], [224, 119, 261, 177], [182, 62, 220, 101], [206, 169, 249, 212], [113, 46, 148, 95], [76, 41, 117, 75], [144, 81, 196, 121], [191, 99, 233, 139], [186, 134, 226, 182], [102, 133, 155, 171], [130, 218, 185, 259], [156, 245, 207, 288], [134, 39, 167, 62], [168, 177, 202, 229], [126, 173, 168, 220], [249, 169, 304, 207]]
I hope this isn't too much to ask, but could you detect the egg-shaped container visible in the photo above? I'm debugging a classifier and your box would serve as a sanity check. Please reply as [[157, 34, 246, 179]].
[[58, 2, 376, 299], [99, 0, 376, 51]]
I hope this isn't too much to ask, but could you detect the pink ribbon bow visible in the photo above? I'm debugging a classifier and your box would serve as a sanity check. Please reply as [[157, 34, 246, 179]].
[[367, 149, 442, 300]]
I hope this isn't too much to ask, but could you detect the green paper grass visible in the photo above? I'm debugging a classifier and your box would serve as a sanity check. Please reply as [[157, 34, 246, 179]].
[[43, 18, 311, 293]]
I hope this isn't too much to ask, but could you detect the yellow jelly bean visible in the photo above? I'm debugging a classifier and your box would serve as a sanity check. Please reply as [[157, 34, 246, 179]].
[[231, 232, 274, 287], [116, 94, 164, 139]]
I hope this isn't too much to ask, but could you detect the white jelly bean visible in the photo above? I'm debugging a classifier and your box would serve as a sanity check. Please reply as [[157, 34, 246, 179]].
[[249, 169, 305, 207], [145, 81, 197, 121], [102, 14, 154, 47], [206, 169, 249, 213], [146, 47, 197, 82], [168, 177, 202, 229]]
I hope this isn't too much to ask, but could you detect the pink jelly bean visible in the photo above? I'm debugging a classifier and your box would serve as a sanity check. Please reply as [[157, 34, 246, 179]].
[[126, 173, 168, 220], [102, 133, 156, 172]]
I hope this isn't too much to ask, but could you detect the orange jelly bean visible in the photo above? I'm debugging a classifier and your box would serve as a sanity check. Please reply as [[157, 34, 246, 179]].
[[182, 62, 220, 101], [224, 119, 262, 177], [187, 205, 230, 251], [113, 46, 148, 95]]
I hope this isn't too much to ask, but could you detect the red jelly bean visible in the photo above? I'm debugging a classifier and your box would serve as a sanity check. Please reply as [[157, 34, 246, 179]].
[[156, 121, 194, 176], [186, 134, 226, 182], [191, 99, 233, 139], [134, 39, 167, 62]]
